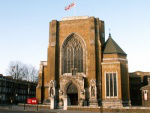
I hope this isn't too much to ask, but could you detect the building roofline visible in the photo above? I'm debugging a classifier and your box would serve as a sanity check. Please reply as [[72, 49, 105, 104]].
[[141, 85, 150, 90]]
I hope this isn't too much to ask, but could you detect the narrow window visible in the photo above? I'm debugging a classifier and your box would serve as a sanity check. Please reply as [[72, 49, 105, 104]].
[[110, 73, 113, 96], [114, 73, 117, 96], [105, 72, 117, 98], [106, 73, 109, 96]]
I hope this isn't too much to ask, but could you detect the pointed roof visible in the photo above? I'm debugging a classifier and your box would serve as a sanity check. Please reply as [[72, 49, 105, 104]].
[[103, 33, 126, 55]]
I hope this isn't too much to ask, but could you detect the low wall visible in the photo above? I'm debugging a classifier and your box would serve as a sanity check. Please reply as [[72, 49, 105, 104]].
[[19, 103, 50, 109], [67, 106, 150, 113], [19, 104, 150, 113]]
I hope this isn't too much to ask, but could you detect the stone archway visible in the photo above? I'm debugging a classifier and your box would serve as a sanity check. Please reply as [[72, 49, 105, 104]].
[[67, 83, 78, 105]]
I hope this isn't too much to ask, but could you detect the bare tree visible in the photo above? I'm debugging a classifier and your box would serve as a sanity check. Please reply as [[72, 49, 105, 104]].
[[6, 61, 38, 103], [7, 61, 25, 80], [23, 65, 38, 82], [7, 61, 38, 82]]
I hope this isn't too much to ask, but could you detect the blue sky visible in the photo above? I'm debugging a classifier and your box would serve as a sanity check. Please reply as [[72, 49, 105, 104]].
[[0, 0, 150, 75]]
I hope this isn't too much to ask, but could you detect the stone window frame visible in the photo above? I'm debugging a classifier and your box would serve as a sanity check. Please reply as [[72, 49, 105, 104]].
[[60, 33, 87, 76], [105, 71, 118, 99]]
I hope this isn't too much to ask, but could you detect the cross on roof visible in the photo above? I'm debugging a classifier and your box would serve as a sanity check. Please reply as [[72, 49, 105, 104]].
[[109, 28, 111, 34]]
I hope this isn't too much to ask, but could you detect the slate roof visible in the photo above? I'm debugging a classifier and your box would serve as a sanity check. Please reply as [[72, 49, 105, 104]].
[[103, 34, 126, 55]]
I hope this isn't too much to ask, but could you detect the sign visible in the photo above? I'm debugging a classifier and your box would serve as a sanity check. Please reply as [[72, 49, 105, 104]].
[[27, 98, 38, 104]]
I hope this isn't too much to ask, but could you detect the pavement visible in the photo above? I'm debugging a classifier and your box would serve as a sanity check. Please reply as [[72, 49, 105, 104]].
[[0, 104, 102, 113], [1, 104, 149, 113]]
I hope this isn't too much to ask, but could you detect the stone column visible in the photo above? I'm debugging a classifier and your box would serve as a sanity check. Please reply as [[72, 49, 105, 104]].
[[63, 96, 67, 110], [50, 97, 55, 109]]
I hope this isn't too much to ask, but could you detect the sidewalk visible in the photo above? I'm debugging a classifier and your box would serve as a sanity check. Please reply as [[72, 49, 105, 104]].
[[0, 104, 100, 113]]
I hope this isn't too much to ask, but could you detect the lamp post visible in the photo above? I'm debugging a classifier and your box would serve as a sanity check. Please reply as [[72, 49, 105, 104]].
[[28, 87, 30, 98], [12, 66, 17, 79], [12, 66, 18, 104], [0, 95, 2, 107], [15, 93, 18, 104], [10, 97, 12, 109]]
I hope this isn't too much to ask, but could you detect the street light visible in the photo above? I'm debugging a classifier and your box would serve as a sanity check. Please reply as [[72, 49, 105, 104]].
[[12, 66, 16, 79], [10, 97, 12, 109], [12, 66, 19, 104], [15, 94, 18, 104], [0, 95, 2, 107]]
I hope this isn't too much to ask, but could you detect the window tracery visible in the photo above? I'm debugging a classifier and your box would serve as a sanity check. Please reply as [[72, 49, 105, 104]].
[[62, 33, 85, 75]]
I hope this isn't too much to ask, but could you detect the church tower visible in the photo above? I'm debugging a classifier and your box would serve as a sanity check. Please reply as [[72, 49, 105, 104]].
[[36, 16, 130, 109], [101, 33, 130, 107]]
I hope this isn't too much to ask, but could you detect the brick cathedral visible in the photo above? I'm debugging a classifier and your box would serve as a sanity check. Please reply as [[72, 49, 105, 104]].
[[36, 16, 131, 109]]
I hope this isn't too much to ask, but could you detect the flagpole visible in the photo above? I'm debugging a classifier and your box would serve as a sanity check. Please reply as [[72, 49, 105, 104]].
[[74, 0, 76, 16]]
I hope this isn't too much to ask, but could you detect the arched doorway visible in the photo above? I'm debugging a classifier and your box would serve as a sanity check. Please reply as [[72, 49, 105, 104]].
[[67, 83, 78, 105]]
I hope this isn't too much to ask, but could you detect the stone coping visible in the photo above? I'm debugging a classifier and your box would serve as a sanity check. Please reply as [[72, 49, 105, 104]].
[[62, 16, 89, 21], [67, 106, 150, 113], [18, 103, 49, 107], [68, 106, 150, 109], [18, 104, 150, 109]]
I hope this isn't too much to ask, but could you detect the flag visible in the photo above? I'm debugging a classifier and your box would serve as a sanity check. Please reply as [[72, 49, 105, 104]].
[[65, 2, 75, 11]]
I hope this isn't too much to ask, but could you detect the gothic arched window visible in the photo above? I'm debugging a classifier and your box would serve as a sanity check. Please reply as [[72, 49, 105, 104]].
[[62, 33, 85, 75]]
